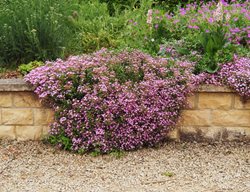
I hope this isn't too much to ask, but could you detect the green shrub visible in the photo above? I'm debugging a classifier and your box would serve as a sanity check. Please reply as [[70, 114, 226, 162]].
[[66, 0, 123, 54], [0, 0, 126, 68], [18, 61, 44, 75], [0, 0, 80, 68]]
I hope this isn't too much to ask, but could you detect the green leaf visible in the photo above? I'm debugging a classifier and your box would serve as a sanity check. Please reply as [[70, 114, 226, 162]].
[[162, 171, 175, 177]]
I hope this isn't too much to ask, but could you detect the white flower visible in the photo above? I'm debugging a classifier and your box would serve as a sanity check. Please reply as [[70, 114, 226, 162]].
[[147, 9, 153, 24], [225, 13, 231, 22], [214, 1, 223, 22]]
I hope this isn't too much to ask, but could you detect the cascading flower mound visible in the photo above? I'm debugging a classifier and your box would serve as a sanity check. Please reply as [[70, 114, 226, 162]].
[[219, 57, 250, 101], [25, 49, 195, 153], [192, 56, 250, 101]]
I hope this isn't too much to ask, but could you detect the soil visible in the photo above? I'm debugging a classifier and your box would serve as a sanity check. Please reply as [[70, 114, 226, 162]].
[[0, 70, 23, 79]]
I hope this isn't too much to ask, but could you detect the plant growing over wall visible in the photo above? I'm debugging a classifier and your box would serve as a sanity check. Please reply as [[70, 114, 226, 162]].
[[25, 49, 250, 153], [25, 49, 196, 153]]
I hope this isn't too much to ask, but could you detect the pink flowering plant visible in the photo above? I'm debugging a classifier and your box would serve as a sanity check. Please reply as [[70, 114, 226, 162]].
[[137, 1, 250, 73], [25, 49, 196, 153], [25, 48, 250, 154]]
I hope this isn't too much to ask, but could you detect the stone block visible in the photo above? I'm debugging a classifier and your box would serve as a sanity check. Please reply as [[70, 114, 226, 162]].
[[198, 85, 233, 92], [34, 109, 54, 125], [234, 96, 250, 109], [167, 129, 180, 140], [186, 94, 196, 109], [16, 126, 43, 141], [198, 93, 232, 109], [13, 92, 42, 107], [2, 108, 33, 125], [202, 127, 227, 140], [225, 127, 250, 140], [0, 126, 15, 139], [181, 110, 211, 126], [212, 110, 250, 126], [180, 126, 197, 134], [180, 126, 225, 141], [180, 126, 250, 141], [42, 126, 50, 136], [179, 126, 205, 141], [0, 92, 12, 107]]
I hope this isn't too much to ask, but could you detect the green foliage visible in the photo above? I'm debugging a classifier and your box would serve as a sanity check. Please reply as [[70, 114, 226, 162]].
[[197, 27, 227, 73], [1, 0, 249, 72], [0, 67, 7, 74], [109, 62, 144, 83], [162, 171, 175, 177], [0, 0, 80, 67], [90, 149, 102, 157], [99, 0, 140, 16], [199, 27, 227, 57], [100, 0, 217, 15], [18, 61, 44, 75], [48, 134, 72, 151], [65, 0, 125, 54], [110, 150, 125, 158], [0, 0, 126, 68]]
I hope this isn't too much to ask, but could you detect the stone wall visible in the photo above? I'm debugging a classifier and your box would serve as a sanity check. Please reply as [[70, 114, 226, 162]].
[[176, 85, 250, 141], [0, 79, 54, 140], [0, 79, 249, 141]]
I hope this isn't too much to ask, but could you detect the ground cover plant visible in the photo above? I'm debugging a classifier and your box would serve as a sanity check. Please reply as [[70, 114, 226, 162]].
[[25, 50, 250, 153], [25, 50, 196, 153]]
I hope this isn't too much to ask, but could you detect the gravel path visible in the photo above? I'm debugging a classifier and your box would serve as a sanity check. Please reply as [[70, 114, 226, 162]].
[[0, 140, 249, 192]]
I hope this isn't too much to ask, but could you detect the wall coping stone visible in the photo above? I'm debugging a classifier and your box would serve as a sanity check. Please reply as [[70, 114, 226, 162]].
[[0, 79, 235, 93], [0, 79, 33, 91], [198, 85, 234, 93]]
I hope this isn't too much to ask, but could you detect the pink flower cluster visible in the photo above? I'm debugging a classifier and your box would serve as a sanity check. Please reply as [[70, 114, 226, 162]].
[[219, 56, 250, 101], [152, 1, 250, 45], [193, 56, 250, 101], [25, 49, 250, 153], [25, 50, 195, 153]]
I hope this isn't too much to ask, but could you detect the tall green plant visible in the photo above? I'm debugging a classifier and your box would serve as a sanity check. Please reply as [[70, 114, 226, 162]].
[[66, 0, 123, 54], [0, 0, 78, 67], [199, 26, 227, 73]]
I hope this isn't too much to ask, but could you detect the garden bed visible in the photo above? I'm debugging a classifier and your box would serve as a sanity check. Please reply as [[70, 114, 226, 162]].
[[0, 79, 249, 142]]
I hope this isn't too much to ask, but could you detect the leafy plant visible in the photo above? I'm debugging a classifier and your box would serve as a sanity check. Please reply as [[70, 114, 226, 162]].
[[162, 171, 175, 177], [25, 49, 194, 153], [0, 0, 81, 67], [18, 61, 44, 75], [198, 26, 227, 73], [110, 150, 125, 158]]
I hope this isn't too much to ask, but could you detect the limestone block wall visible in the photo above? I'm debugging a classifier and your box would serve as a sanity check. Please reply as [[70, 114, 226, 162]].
[[177, 85, 250, 141], [0, 79, 54, 140], [0, 79, 249, 141]]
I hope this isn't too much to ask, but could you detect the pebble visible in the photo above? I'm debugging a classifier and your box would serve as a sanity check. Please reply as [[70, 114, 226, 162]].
[[0, 140, 249, 192]]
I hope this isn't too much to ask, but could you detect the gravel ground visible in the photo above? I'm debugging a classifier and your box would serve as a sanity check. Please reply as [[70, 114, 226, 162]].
[[0, 140, 249, 192]]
